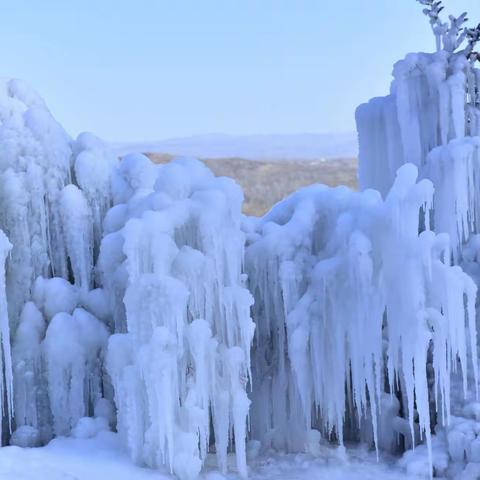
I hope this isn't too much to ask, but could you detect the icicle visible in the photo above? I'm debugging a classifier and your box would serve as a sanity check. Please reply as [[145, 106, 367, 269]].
[[356, 51, 477, 196], [11, 301, 47, 446], [0, 230, 13, 441], [59, 185, 93, 290], [73, 132, 116, 259], [43, 308, 108, 436]]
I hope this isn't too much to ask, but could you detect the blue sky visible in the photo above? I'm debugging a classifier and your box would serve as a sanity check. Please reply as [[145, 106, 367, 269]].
[[0, 0, 479, 141]]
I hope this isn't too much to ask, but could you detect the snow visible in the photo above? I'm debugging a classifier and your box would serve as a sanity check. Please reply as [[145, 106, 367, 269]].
[[0, 431, 416, 480]]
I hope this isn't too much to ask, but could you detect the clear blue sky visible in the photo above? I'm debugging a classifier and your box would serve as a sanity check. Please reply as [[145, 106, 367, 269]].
[[0, 0, 478, 141]]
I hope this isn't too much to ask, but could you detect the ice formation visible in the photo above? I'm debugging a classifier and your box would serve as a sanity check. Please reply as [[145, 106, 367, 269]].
[[356, 48, 480, 264], [0, 9, 480, 479], [0, 82, 256, 478], [356, 51, 480, 196], [100, 156, 255, 478], [0, 80, 115, 450], [353, 8, 480, 475], [246, 164, 477, 467]]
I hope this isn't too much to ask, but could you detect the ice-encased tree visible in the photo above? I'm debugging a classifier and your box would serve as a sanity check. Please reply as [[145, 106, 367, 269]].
[[0, 83, 256, 479], [246, 163, 477, 467], [356, 1, 480, 259], [0, 79, 117, 447], [98, 156, 255, 479], [346, 1, 480, 474]]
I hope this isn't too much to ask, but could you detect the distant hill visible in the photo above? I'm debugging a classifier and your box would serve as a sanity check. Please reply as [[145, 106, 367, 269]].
[[112, 132, 358, 161]]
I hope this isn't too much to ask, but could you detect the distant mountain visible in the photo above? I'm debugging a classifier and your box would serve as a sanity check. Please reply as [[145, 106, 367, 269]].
[[110, 132, 358, 161]]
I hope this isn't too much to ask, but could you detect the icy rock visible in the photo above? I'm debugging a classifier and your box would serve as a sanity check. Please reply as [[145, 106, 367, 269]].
[[305, 430, 321, 457], [246, 440, 261, 461], [399, 432, 449, 478], [448, 429, 468, 462], [94, 398, 116, 428], [10, 426, 41, 448], [377, 394, 402, 453], [71, 416, 109, 439], [463, 403, 480, 422], [0, 87, 121, 444]]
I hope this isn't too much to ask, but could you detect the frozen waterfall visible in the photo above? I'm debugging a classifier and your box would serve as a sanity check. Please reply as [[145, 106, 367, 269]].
[[0, 27, 478, 479]]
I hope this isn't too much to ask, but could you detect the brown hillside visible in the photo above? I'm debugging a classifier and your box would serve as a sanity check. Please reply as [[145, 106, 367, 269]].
[[147, 153, 358, 216]]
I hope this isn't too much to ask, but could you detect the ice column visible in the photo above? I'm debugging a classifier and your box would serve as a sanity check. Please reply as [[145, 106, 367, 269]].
[[100, 157, 255, 479]]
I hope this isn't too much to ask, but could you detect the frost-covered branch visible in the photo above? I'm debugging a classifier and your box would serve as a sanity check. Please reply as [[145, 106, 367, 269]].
[[417, 0, 477, 57], [465, 22, 480, 62], [418, 0, 447, 51]]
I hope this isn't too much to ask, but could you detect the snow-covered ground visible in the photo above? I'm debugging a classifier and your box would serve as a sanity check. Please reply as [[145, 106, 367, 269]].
[[110, 132, 358, 160], [0, 433, 413, 480]]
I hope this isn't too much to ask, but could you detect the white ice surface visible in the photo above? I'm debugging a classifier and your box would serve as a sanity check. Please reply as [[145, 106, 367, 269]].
[[0, 433, 417, 480]]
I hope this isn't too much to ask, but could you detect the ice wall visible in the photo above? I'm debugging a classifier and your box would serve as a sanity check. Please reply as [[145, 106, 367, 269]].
[[423, 137, 480, 259], [246, 164, 477, 468]]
